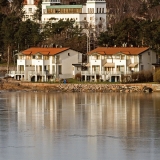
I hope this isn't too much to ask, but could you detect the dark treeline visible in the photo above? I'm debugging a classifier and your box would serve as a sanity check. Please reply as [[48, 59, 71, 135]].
[[98, 18, 160, 54]]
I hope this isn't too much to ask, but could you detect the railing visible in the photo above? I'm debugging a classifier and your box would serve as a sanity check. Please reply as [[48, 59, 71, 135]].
[[81, 71, 132, 75], [8, 70, 56, 76], [28, 71, 56, 76], [8, 71, 24, 74]]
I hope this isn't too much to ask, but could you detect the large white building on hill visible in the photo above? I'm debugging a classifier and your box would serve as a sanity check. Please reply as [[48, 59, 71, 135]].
[[42, 0, 107, 32], [23, 0, 39, 21]]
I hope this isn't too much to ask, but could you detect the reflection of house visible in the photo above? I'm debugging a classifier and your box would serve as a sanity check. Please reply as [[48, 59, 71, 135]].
[[42, 0, 107, 32], [9, 47, 82, 82], [81, 47, 157, 82], [23, 0, 39, 21]]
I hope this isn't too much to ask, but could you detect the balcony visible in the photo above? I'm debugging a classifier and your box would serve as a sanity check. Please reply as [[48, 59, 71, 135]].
[[7, 71, 25, 77], [81, 71, 131, 76], [28, 71, 56, 76]]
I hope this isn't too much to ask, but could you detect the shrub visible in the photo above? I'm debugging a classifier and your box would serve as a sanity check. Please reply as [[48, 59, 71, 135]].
[[121, 74, 131, 83], [132, 72, 139, 82], [143, 70, 153, 82], [154, 70, 160, 83], [75, 73, 81, 81], [138, 71, 146, 82], [131, 70, 153, 83]]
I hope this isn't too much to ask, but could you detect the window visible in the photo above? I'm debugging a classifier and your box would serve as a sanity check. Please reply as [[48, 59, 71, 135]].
[[84, 17, 86, 20], [115, 55, 120, 59], [100, 17, 102, 20], [36, 55, 42, 60], [44, 56, 49, 60], [141, 65, 144, 70], [139, 55, 142, 63], [28, 8, 32, 12], [52, 66, 55, 73], [58, 65, 62, 74], [68, 53, 70, 56]]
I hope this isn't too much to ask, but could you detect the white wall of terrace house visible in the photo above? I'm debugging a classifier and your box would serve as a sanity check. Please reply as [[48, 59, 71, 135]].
[[16, 54, 53, 81], [88, 54, 103, 74]]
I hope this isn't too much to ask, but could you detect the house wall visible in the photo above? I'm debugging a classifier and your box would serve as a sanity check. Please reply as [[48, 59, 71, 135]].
[[14, 48, 82, 81], [139, 50, 157, 71], [23, 4, 38, 21], [86, 0, 106, 31], [41, 0, 107, 31], [57, 49, 82, 78], [42, 13, 83, 23]]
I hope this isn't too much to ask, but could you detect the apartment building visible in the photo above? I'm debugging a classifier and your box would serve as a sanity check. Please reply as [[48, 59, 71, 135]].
[[23, 0, 39, 21], [81, 47, 157, 82], [42, 0, 107, 32], [9, 47, 82, 82]]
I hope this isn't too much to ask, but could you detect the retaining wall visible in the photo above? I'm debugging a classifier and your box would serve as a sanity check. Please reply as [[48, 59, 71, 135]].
[[15, 82, 160, 92], [1, 79, 160, 92]]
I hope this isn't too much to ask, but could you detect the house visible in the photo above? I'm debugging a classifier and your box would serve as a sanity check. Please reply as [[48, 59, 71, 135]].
[[42, 0, 107, 32], [81, 47, 157, 82], [22, 0, 39, 21], [9, 47, 82, 82]]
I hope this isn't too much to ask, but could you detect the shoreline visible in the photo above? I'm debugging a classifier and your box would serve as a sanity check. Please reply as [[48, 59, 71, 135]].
[[0, 80, 160, 93]]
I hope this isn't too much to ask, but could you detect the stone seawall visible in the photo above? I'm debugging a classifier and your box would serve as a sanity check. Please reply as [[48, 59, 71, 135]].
[[20, 83, 159, 92], [1, 81, 160, 92]]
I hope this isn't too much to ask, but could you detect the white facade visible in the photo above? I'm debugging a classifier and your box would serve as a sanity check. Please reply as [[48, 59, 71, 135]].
[[23, 0, 38, 21], [81, 47, 157, 82], [9, 48, 82, 82], [41, 0, 107, 32]]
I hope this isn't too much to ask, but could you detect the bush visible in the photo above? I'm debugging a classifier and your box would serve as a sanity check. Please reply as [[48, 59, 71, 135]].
[[132, 72, 139, 82], [121, 74, 131, 83], [154, 70, 160, 83], [143, 70, 153, 82], [75, 73, 81, 81]]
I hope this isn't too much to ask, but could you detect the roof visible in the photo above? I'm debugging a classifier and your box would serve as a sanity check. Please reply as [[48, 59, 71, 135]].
[[21, 47, 70, 56], [87, 47, 150, 55], [104, 63, 115, 67], [128, 63, 138, 68]]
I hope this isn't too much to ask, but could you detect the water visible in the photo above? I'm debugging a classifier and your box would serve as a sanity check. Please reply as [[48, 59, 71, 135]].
[[0, 92, 160, 160]]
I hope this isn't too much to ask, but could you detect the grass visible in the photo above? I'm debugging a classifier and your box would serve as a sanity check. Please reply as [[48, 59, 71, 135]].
[[48, 78, 121, 84]]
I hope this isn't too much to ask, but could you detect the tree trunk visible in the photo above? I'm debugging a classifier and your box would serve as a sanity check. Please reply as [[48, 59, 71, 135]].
[[7, 45, 10, 74]]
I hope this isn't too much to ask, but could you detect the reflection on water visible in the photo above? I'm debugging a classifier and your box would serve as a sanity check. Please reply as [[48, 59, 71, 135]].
[[0, 92, 160, 160]]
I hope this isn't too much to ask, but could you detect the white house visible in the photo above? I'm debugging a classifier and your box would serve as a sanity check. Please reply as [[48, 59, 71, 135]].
[[22, 0, 39, 21], [9, 47, 82, 82], [42, 0, 107, 32], [81, 47, 157, 82]]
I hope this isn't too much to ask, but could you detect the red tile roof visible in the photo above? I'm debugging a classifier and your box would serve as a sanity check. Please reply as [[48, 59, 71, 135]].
[[21, 47, 70, 55], [23, 0, 40, 5], [88, 47, 149, 55]]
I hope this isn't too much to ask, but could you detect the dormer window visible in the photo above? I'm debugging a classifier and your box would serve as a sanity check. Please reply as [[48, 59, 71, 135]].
[[36, 55, 42, 60]]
